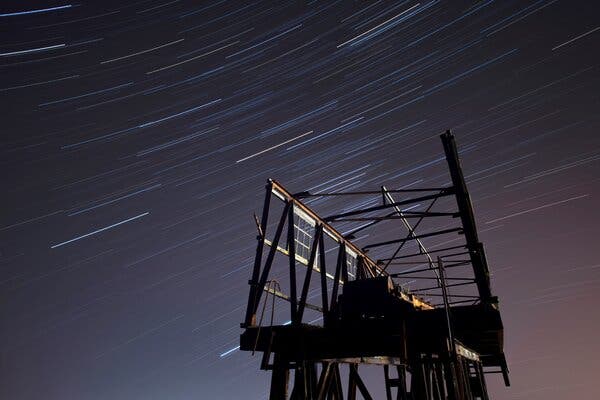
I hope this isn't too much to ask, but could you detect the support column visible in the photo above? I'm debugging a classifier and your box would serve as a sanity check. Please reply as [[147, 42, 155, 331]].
[[270, 353, 289, 400]]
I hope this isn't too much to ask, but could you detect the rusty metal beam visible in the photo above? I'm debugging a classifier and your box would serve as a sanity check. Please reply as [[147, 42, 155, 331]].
[[441, 130, 493, 304]]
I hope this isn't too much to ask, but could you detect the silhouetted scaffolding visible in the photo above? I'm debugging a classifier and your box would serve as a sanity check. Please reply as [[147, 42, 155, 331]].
[[240, 131, 509, 399]]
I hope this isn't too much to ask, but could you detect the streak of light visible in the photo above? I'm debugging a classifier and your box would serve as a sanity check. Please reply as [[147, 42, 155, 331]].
[[219, 345, 240, 358], [307, 165, 371, 193], [30, 11, 118, 29], [52, 160, 148, 190], [0, 210, 64, 231], [68, 184, 162, 216], [147, 41, 239, 74], [100, 39, 185, 64], [138, 99, 221, 128], [485, 195, 589, 224], [406, 0, 494, 47], [236, 131, 313, 163], [177, 28, 253, 58], [138, 0, 180, 14], [193, 305, 245, 332], [0, 5, 72, 17], [76, 84, 166, 111], [95, 314, 185, 359], [505, 154, 600, 188], [39, 82, 134, 106], [315, 172, 366, 194], [50, 212, 150, 249], [527, 293, 594, 307], [0, 44, 65, 57], [1, 74, 79, 92], [487, 67, 593, 111], [243, 38, 318, 73], [61, 125, 139, 149], [552, 26, 600, 51], [482, 0, 560, 37], [337, 3, 421, 48], [226, 24, 303, 58], [1, 50, 87, 67], [359, 86, 422, 115], [123, 231, 210, 268], [137, 127, 219, 156], [286, 117, 363, 151], [423, 49, 518, 95], [564, 264, 600, 272]]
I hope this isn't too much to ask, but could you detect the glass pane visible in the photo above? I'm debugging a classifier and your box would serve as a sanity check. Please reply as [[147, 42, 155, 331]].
[[293, 205, 319, 268]]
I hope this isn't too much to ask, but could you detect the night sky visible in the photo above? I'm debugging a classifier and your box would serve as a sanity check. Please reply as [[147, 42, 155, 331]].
[[2, 1, 600, 399]]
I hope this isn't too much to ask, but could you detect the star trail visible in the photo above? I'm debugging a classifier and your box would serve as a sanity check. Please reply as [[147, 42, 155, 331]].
[[1, 1, 599, 399]]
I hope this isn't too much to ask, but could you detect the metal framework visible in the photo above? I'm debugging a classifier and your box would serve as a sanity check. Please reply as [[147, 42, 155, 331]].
[[240, 131, 509, 399]]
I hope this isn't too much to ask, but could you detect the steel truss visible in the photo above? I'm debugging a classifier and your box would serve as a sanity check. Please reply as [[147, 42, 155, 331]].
[[240, 131, 510, 399]]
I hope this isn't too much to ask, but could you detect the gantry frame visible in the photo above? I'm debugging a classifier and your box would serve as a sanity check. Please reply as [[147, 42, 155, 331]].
[[240, 131, 509, 399]]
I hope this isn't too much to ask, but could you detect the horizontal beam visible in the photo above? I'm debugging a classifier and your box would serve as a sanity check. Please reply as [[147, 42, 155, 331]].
[[363, 227, 462, 250], [376, 245, 468, 261], [300, 187, 450, 197], [332, 212, 459, 221], [323, 190, 454, 221], [263, 286, 323, 313]]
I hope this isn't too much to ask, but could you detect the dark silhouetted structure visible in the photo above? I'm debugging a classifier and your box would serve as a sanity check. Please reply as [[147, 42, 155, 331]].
[[241, 131, 509, 399]]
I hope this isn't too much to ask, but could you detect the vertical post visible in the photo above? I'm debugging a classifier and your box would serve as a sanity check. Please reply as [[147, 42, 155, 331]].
[[444, 359, 460, 400], [316, 362, 333, 400], [351, 364, 374, 400], [252, 202, 291, 324], [244, 180, 272, 327], [270, 353, 289, 400], [438, 257, 454, 354], [332, 364, 343, 399], [439, 256, 463, 400], [348, 364, 357, 400], [341, 244, 349, 283], [477, 362, 489, 400], [318, 232, 329, 325], [356, 256, 365, 279], [298, 225, 322, 322], [330, 243, 344, 312], [293, 362, 307, 399], [440, 130, 492, 304], [287, 203, 298, 324], [438, 255, 461, 400], [431, 360, 443, 400], [383, 365, 393, 400], [434, 363, 447, 400], [397, 366, 408, 400], [411, 359, 429, 400], [308, 362, 318, 399], [459, 358, 472, 400]]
